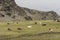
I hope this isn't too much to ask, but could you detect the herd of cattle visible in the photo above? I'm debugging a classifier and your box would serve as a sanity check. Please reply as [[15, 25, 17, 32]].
[[7, 20, 60, 32]]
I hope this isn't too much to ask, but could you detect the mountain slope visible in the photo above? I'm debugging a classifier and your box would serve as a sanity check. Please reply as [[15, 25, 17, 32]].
[[0, 0, 59, 21]]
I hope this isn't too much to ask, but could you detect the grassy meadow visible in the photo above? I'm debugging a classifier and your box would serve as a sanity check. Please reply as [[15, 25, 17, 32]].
[[0, 20, 60, 40]]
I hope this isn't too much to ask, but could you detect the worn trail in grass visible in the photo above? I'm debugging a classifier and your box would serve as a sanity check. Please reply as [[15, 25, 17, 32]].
[[1, 32, 60, 40]]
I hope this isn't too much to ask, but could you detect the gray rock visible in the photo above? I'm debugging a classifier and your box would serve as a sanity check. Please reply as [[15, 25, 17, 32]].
[[0, 0, 59, 22]]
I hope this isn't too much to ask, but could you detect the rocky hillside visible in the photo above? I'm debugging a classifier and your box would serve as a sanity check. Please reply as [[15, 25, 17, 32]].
[[0, 0, 59, 22]]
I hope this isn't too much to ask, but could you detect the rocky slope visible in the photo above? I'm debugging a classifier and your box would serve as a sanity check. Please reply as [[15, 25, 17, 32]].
[[0, 0, 59, 22]]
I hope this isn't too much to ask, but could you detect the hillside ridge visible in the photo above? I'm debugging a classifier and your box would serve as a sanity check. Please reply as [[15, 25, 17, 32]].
[[0, 0, 59, 21]]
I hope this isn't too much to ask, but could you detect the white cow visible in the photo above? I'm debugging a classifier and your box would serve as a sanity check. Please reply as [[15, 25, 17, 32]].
[[49, 28, 53, 32], [27, 25, 32, 28], [39, 22, 42, 25]]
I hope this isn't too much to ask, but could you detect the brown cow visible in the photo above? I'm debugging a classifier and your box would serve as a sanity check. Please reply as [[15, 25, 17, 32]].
[[42, 24, 46, 26], [17, 28, 22, 30], [8, 28, 12, 31]]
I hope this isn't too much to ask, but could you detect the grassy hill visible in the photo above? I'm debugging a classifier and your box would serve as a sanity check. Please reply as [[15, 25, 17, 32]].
[[0, 0, 60, 40], [0, 20, 60, 40]]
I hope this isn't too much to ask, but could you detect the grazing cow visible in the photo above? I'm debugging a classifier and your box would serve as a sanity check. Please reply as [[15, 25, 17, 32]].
[[16, 22, 18, 24], [17, 28, 22, 30], [34, 22, 37, 24], [42, 24, 46, 26], [8, 28, 11, 31], [39, 22, 42, 25], [49, 28, 53, 32], [57, 20, 60, 22], [7, 23, 10, 25], [27, 25, 32, 28]]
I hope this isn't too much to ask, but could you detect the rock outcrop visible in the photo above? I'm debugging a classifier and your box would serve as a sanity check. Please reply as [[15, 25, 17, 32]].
[[0, 0, 59, 21]]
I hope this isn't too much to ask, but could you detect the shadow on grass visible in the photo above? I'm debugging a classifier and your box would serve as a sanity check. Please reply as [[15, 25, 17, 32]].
[[0, 32, 60, 40]]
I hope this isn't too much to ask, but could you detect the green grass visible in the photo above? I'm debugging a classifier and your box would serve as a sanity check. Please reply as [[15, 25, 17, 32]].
[[0, 20, 60, 40]]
